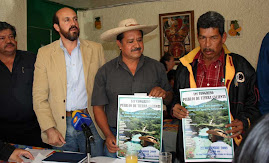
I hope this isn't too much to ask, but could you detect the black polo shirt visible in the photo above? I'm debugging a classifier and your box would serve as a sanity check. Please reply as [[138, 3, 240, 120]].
[[0, 50, 44, 147], [0, 140, 15, 161]]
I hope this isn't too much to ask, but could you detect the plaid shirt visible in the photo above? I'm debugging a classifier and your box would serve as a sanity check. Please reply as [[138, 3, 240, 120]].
[[194, 50, 225, 88]]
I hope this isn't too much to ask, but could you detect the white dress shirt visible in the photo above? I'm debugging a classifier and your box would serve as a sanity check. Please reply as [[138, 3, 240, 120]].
[[60, 39, 87, 111]]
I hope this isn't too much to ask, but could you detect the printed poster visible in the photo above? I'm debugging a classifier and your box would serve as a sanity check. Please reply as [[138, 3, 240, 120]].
[[117, 95, 163, 162], [180, 87, 234, 162]]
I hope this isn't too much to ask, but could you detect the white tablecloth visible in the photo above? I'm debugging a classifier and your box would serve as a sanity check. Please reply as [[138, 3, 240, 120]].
[[21, 149, 148, 163], [89, 156, 147, 163]]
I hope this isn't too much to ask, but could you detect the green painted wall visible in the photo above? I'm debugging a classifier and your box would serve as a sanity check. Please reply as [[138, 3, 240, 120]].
[[27, 0, 77, 54]]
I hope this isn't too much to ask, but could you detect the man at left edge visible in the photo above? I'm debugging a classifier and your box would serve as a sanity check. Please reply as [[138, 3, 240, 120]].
[[0, 21, 48, 148]]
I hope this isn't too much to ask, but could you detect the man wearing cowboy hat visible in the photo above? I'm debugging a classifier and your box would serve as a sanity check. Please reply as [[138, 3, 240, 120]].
[[92, 18, 173, 157]]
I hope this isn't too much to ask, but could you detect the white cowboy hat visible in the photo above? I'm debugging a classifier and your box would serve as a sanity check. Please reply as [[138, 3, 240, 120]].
[[100, 18, 157, 42]]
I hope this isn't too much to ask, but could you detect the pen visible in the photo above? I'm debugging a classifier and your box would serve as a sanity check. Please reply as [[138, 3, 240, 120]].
[[46, 151, 56, 157], [22, 155, 29, 159]]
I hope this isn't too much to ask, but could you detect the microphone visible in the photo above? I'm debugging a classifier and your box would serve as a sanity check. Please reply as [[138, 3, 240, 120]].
[[71, 110, 94, 142]]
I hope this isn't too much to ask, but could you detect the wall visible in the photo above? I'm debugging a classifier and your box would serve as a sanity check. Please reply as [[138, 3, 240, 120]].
[[27, 0, 77, 54], [78, 0, 269, 68], [0, 0, 27, 50]]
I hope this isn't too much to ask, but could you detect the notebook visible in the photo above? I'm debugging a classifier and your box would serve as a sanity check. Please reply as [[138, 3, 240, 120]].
[[42, 152, 87, 163]]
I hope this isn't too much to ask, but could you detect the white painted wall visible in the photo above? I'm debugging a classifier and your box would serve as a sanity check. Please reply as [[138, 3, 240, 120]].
[[0, 0, 27, 50], [78, 0, 269, 68]]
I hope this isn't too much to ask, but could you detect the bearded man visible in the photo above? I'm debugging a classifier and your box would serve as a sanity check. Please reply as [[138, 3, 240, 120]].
[[33, 7, 106, 155]]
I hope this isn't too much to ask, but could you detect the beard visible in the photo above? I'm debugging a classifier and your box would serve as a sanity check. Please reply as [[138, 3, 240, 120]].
[[59, 25, 80, 41]]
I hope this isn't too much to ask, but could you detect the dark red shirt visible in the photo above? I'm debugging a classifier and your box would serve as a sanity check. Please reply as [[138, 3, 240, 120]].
[[194, 50, 225, 88]]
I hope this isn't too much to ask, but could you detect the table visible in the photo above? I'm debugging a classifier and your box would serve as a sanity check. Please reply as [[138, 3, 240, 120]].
[[89, 156, 147, 163], [1, 120, 179, 163], [2, 148, 149, 163]]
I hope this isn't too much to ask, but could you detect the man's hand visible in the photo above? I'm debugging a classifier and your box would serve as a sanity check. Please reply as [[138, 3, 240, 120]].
[[225, 119, 244, 138], [172, 104, 189, 120], [9, 149, 34, 163], [45, 127, 66, 146], [149, 87, 166, 98], [105, 135, 120, 153]]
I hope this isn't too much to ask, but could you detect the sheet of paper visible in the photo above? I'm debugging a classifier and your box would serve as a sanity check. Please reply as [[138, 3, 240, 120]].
[[19, 148, 56, 163], [117, 95, 163, 162], [26, 148, 56, 157], [32, 153, 47, 163], [180, 87, 234, 162]]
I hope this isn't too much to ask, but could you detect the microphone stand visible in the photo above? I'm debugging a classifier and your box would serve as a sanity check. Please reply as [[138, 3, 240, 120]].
[[86, 135, 91, 163], [81, 123, 94, 163]]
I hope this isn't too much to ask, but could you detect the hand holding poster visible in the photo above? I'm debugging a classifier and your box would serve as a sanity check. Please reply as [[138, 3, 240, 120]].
[[180, 87, 234, 162], [117, 95, 163, 162]]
